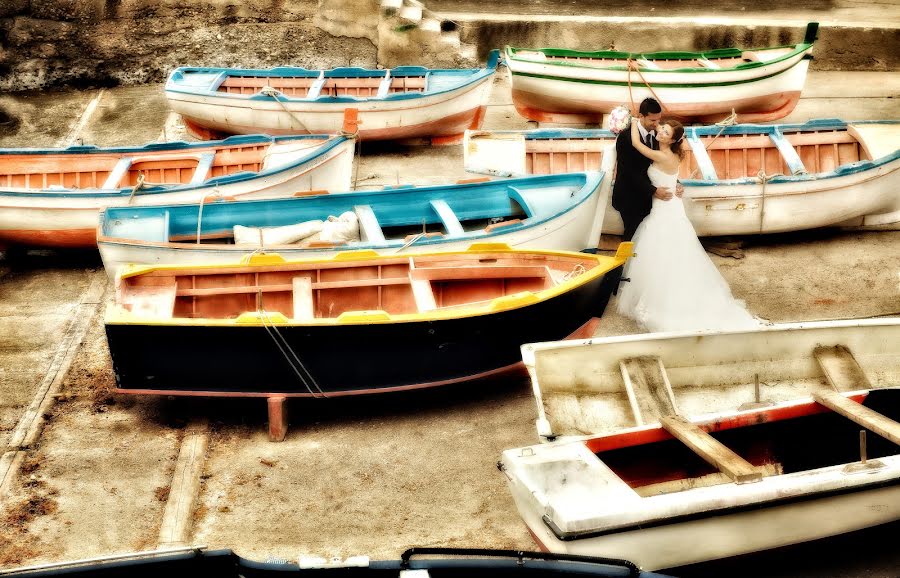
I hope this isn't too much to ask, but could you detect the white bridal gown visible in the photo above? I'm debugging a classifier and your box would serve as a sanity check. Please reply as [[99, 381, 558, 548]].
[[617, 164, 760, 333]]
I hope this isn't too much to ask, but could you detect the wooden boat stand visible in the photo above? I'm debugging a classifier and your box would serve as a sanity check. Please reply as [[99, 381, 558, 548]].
[[617, 344, 900, 485], [267, 396, 288, 442]]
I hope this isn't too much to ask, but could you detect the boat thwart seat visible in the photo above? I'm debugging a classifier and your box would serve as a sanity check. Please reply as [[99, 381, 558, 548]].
[[354, 205, 386, 244], [102, 157, 134, 190]]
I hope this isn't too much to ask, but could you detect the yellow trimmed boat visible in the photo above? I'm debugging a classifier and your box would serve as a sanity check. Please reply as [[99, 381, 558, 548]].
[[105, 243, 631, 398]]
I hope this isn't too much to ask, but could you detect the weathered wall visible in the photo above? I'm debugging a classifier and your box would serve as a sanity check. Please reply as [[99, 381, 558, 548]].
[[0, 0, 378, 92], [0, 1, 897, 92]]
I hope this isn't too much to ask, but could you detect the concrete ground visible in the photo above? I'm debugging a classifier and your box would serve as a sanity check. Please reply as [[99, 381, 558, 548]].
[[0, 65, 898, 577]]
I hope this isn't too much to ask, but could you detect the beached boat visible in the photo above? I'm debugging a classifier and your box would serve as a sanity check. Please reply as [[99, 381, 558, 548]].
[[105, 243, 631, 398], [464, 119, 900, 234], [521, 318, 900, 441], [505, 23, 817, 124], [164, 51, 499, 144], [3, 546, 674, 577], [0, 134, 355, 248], [97, 171, 611, 278], [500, 318, 900, 570]]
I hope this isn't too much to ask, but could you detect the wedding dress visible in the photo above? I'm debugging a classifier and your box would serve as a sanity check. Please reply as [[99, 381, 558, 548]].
[[617, 164, 760, 333]]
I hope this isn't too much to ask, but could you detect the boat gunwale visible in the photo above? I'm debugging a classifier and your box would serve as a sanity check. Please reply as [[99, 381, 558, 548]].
[[105, 245, 627, 327], [96, 171, 605, 253], [503, 390, 900, 540], [504, 41, 814, 75], [165, 50, 501, 105], [0, 135, 352, 199], [467, 120, 900, 187]]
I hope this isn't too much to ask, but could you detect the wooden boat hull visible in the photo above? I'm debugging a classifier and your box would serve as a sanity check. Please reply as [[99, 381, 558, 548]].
[[0, 135, 354, 248], [165, 55, 499, 143], [105, 245, 630, 398], [501, 388, 900, 570], [106, 273, 617, 397], [505, 38, 814, 124], [509, 63, 808, 125], [520, 318, 900, 441], [464, 120, 900, 235], [97, 172, 610, 278]]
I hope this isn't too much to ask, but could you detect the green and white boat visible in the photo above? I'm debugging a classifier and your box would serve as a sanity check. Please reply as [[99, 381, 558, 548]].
[[505, 23, 818, 125]]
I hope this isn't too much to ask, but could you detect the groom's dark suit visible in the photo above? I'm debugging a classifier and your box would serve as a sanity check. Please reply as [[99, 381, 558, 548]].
[[612, 126, 659, 241]]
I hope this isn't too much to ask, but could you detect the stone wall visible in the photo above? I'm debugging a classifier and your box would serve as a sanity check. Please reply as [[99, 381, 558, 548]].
[[0, 0, 378, 92], [1, 1, 896, 92]]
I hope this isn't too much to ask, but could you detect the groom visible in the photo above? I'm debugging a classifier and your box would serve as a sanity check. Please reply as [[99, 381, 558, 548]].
[[611, 97, 682, 241]]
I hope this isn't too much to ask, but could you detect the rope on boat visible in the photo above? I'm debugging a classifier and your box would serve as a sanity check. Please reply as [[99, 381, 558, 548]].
[[127, 172, 146, 204], [563, 263, 586, 282], [258, 298, 329, 398], [261, 86, 314, 135], [626, 58, 669, 115], [755, 169, 784, 234]]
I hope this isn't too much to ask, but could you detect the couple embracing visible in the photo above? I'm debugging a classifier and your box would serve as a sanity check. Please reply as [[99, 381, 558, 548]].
[[611, 98, 760, 333]]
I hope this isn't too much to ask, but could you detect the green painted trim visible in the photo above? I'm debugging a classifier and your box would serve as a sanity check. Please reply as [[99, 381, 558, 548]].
[[510, 61, 805, 88], [504, 42, 813, 75]]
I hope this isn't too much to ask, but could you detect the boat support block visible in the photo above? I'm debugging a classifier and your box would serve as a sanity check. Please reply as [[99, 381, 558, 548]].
[[267, 396, 289, 442]]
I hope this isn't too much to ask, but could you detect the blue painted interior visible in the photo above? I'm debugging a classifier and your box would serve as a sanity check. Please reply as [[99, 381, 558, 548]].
[[100, 172, 604, 251], [165, 50, 501, 104]]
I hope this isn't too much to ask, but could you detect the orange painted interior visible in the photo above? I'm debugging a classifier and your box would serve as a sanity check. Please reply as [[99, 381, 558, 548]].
[[524, 129, 871, 179], [217, 75, 427, 97], [0, 141, 329, 191], [118, 252, 597, 320]]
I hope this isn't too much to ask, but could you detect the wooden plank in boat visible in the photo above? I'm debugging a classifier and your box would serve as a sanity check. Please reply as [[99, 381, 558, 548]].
[[814, 345, 872, 392], [661, 415, 764, 484], [306, 71, 326, 99], [686, 132, 718, 180], [376, 70, 392, 99], [101, 157, 133, 189], [813, 391, 900, 447], [292, 276, 314, 320], [429, 199, 464, 236], [525, 139, 612, 153], [354, 205, 387, 244], [847, 123, 900, 161], [620, 357, 678, 425], [769, 129, 807, 175], [410, 279, 437, 313], [175, 277, 410, 297], [189, 152, 216, 185], [409, 265, 550, 282], [127, 279, 177, 318]]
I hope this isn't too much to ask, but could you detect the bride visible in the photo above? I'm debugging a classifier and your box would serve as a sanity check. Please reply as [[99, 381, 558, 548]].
[[616, 117, 760, 333]]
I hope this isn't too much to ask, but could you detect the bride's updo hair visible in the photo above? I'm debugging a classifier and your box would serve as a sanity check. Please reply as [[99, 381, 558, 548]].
[[662, 120, 686, 160]]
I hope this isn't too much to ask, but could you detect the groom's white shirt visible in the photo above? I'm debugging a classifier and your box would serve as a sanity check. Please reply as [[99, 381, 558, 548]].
[[636, 122, 655, 145]]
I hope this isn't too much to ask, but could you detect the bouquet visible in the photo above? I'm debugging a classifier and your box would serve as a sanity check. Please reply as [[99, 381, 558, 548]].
[[607, 105, 632, 135]]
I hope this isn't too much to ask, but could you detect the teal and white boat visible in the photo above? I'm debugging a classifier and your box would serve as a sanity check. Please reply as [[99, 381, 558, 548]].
[[165, 51, 500, 145], [97, 172, 610, 278], [465, 119, 900, 235]]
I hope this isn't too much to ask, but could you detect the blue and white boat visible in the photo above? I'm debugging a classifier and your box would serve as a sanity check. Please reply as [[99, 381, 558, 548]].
[[165, 51, 500, 145], [0, 133, 354, 248], [97, 172, 609, 277], [464, 119, 900, 234]]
